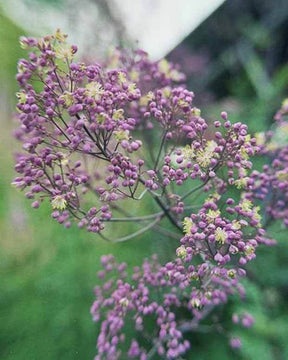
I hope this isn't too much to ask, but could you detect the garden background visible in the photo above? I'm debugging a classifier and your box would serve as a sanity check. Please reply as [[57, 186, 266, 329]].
[[1, 0, 288, 359]]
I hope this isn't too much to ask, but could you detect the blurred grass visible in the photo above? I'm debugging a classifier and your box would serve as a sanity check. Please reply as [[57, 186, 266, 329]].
[[0, 181, 165, 359], [0, 11, 25, 91]]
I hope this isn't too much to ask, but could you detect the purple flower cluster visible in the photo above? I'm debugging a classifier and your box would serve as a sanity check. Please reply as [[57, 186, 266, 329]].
[[12, 31, 262, 237], [91, 190, 273, 359], [13, 31, 187, 233], [245, 99, 288, 227]]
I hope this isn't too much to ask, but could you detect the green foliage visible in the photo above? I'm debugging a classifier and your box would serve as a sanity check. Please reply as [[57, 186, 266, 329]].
[[0, 11, 25, 92]]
